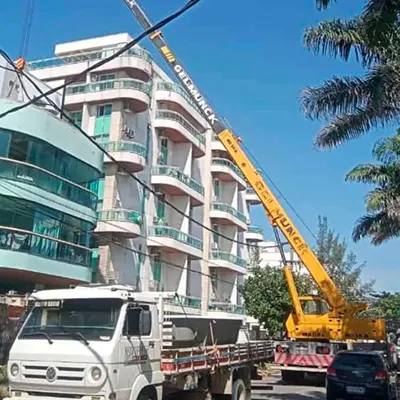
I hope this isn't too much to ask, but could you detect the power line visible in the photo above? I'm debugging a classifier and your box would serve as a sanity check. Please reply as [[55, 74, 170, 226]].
[[0, 52, 270, 250], [0, 0, 201, 121]]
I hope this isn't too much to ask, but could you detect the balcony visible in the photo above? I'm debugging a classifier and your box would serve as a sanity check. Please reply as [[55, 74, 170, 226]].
[[65, 79, 151, 113], [151, 165, 204, 206], [0, 157, 97, 210], [245, 186, 261, 205], [147, 226, 203, 260], [102, 140, 147, 173], [209, 251, 247, 274], [154, 110, 206, 157], [0, 226, 92, 285], [95, 209, 142, 239], [245, 226, 264, 242], [164, 294, 202, 315], [211, 158, 246, 190], [208, 302, 245, 317], [156, 82, 207, 128], [28, 47, 152, 82], [210, 202, 248, 231]]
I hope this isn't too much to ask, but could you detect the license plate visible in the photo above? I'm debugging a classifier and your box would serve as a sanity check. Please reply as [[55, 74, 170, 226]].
[[346, 386, 365, 395]]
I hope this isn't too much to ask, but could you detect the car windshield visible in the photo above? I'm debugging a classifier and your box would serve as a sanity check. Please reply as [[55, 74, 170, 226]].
[[332, 353, 383, 371], [19, 298, 122, 342]]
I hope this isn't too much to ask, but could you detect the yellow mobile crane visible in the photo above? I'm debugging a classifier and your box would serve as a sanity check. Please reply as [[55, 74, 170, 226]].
[[123, 0, 386, 379]]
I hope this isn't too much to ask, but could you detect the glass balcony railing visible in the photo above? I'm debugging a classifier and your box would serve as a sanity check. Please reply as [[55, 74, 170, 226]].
[[208, 302, 245, 315], [156, 82, 202, 114], [0, 158, 97, 210], [97, 209, 142, 225], [248, 226, 263, 235], [211, 202, 247, 223], [165, 295, 201, 309], [0, 227, 92, 267], [152, 166, 204, 196], [65, 79, 151, 96], [148, 226, 203, 250], [212, 158, 245, 180], [209, 251, 247, 268], [101, 141, 147, 158], [155, 110, 205, 145], [28, 47, 152, 70]]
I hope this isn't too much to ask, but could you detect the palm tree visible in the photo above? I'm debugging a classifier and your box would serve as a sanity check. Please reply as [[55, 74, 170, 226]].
[[345, 131, 400, 244], [301, 1, 400, 149]]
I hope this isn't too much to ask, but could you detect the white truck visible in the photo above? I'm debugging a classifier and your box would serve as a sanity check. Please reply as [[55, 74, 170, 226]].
[[5, 284, 273, 400]]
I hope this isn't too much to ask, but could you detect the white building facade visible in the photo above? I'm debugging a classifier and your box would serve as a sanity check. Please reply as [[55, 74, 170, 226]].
[[29, 33, 263, 318]]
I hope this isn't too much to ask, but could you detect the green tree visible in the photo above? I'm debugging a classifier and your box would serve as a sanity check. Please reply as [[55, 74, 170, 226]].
[[301, 1, 400, 149], [372, 292, 400, 318], [315, 216, 375, 301], [345, 132, 400, 244], [241, 266, 312, 337]]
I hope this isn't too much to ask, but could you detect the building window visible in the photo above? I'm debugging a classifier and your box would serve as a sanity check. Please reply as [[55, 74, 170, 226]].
[[0, 130, 10, 157], [212, 223, 219, 246], [94, 104, 112, 137], [156, 193, 166, 222], [70, 111, 83, 128], [159, 138, 168, 165], [213, 179, 220, 200], [99, 74, 115, 81]]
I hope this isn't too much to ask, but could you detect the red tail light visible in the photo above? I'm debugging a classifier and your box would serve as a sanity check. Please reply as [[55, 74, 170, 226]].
[[375, 371, 388, 380], [327, 366, 336, 376]]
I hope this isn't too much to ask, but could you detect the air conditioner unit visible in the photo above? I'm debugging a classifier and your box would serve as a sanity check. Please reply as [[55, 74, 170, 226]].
[[90, 74, 99, 82], [211, 242, 219, 250], [153, 216, 160, 224], [246, 217, 251, 225]]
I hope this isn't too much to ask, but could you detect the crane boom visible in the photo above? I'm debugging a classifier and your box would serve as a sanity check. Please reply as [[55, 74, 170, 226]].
[[124, 0, 386, 342], [123, 0, 349, 313]]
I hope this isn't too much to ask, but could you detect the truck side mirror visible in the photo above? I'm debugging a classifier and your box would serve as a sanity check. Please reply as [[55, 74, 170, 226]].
[[139, 310, 152, 336]]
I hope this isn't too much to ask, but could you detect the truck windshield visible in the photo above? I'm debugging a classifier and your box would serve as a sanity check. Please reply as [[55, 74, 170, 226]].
[[19, 298, 122, 342]]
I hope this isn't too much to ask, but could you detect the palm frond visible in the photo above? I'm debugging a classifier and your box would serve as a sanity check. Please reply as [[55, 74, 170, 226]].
[[373, 133, 400, 162], [303, 63, 400, 121], [302, 76, 371, 120], [314, 106, 399, 149], [352, 212, 400, 245], [303, 18, 381, 66], [345, 164, 394, 186], [365, 188, 397, 211], [316, 0, 336, 10]]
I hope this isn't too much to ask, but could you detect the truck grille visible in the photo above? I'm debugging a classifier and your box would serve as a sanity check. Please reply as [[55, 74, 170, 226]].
[[22, 363, 85, 385]]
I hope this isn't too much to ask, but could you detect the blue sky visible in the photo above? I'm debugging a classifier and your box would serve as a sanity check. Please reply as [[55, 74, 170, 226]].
[[1, 0, 398, 291]]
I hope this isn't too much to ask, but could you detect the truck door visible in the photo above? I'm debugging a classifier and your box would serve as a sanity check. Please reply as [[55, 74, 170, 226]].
[[117, 304, 156, 400]]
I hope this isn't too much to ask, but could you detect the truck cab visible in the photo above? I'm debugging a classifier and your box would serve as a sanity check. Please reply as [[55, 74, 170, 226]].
[[6, 285, 163, 400]]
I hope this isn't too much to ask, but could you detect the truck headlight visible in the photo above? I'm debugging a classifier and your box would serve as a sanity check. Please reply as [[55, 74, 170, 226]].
[[91, 367, 102, 381], [10, 363, 19, 377]]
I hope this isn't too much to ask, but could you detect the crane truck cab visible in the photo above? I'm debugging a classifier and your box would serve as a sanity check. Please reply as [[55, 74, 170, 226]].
[[6, 285, 164, 400]]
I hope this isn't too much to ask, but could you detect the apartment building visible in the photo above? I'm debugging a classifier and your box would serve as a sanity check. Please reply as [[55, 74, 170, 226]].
[[29, 33, 260, 317], [259, 240, 304, 273], [0, 54, 103, 293]]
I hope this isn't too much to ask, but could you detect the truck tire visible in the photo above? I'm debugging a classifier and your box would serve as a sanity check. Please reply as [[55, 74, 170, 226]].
[[232, 378, 246, 400]]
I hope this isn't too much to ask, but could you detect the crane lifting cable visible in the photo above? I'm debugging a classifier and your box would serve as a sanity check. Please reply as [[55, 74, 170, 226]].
[[16, 0, 35, 70]]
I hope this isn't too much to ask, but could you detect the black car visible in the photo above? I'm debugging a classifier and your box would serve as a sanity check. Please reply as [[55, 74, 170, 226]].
[[326, 350, 398, 400]]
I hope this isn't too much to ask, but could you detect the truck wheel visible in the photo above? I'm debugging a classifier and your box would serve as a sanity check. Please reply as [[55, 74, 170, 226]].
[[232, 378, 246, 400]]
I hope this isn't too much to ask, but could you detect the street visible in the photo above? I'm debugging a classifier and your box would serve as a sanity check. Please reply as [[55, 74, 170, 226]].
[[251, 376, 326, 400]]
